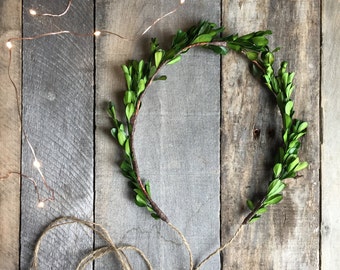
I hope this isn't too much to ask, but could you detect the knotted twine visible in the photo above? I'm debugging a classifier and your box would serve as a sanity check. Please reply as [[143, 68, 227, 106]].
[[31, 216, 244, 270]]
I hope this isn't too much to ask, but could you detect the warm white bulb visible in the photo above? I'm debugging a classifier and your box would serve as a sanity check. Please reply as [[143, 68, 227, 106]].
[[6, 41, 12, 49], [37, 201, 45, 208], [94, 31, 101, 37], [180, 0, 185, 4], [33, 159, 41, 169], [29, 9, 37, 16]]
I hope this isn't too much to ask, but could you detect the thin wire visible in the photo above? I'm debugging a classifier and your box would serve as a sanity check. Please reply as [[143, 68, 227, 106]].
[[94, 0, 185, 41], [29, 0, 73, 17], [3, 0, 187, 207], [4, 46, 55, 205]]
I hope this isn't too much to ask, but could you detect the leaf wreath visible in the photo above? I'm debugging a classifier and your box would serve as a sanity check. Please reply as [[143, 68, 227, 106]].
[[107, 21, 308, 224]]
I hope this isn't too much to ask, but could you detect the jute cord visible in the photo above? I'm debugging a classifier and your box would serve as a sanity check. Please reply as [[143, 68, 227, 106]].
[[31, 216, 244, 269]]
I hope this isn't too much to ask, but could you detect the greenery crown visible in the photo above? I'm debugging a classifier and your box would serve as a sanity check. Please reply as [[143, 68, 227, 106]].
[[107, 21, 308, 224]]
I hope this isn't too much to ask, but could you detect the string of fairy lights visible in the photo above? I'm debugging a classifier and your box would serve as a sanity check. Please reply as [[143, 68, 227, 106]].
[[1, 0, 186, 208]]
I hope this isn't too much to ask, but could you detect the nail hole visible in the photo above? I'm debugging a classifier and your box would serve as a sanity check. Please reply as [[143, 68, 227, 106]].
[[253, 128, 261, 139]]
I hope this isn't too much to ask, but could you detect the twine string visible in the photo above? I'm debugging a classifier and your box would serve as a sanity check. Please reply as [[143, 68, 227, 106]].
[[195, 224, 244, 269], [31, 217, 153, 270], [31, 216, 244, 270]]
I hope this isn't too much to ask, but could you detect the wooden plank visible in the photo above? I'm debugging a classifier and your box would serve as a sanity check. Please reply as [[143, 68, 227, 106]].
[[95, 0, 221, 268], [20, 1, 94, 269], [0, 1, 22, 269], [321, 1, 340, 269], [221, 0, 320, 269]]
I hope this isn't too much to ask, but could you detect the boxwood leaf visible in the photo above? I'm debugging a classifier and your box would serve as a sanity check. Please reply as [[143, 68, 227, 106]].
[[265, 194, 283, 205], [273, 163, 282, 178], [125, 103, 135, 121], [293, 161, 308, 172]]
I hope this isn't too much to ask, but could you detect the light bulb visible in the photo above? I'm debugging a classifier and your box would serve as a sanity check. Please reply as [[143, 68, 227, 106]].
[[37, 201, 45, 208], [94, 31, 101, 37], [6, 41, 12, 49], [33, 159, 41, 169], [29, 9, 37, 16]]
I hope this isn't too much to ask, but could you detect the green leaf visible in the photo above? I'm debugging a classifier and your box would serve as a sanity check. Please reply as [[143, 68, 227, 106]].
[[283, 129, 289, 145], [272, 47, 280, 53], [246, 51, 258, 61], [297, 121, 308, 133], [263, 52, 274, 65], [145, 181, 151, 196], [239, 32, 255, 40], [294, 132, 307, 140], [285, 84, 295, 99], [287, 157, 300, 172], [249, 215, 261, 223], [124, 91, 136, 105], [227, 43, 241, 51], [247, 199, 255, 210], [207, 45, 228, 55], [134, 188, 147, 200], [137, 79, 146, 96], [265, 194, 283, 205], [150, 38, 159, 53], [154, 50, 164, 68], [251, 36, 268, 46], [151, 213, 160, 220], [285, 101, 294, 115], [122, 65, 129, 75], [108, 103, 117, 120], [125, 103, 135, 122], [167, 55, 182, 65], [122, 65, 132, 90], [148, 66, 157, 79], [111, 128, 118, 139], [120, 159, 132, 173], [124, 139, 131, 156], [250, 63, 263, 78], [267, 179, 285, 198], [117, 130, 126, 146], [284, 114, 292, 129], [256, 207, 267, 215], [154, 75, 167, 81], [293, 161, 308, 172], [138, 60, 144, 74], [135, 194, 148, 207], [192, 33, 213, 44], [273, 163, 282, 178], [146, 206, 155, 213], [288, 140, 301, 149]]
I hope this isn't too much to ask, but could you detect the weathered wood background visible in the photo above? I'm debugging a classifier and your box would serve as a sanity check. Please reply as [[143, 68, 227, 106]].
[[0, 0, 338, 269]]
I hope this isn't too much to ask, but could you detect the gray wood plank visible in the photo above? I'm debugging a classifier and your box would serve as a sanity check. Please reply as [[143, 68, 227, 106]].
[[0, 0, 21, 269], [221, 0, 320, 269], [20, 1, 94, 269], [321, 1, 340, 269], [95, 1, 221, 268]]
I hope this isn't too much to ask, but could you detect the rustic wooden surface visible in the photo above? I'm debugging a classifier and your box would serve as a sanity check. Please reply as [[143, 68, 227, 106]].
[[0, 0, 337, 269], [221, 1, 320, 269], [0, 0, 21, 269], [321, 1, 340, 269], [20, 0, 94, 269], [95, 1, 221, 268]]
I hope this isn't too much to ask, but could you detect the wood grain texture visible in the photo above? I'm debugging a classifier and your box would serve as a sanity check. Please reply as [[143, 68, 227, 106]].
[[95, 0, 221, 268], [321, 1, 340, 269], [0, 1, 21, 269], [0, 1, 331, 269], [20, 0, 94, 269], [221, 1, 320, 269]]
